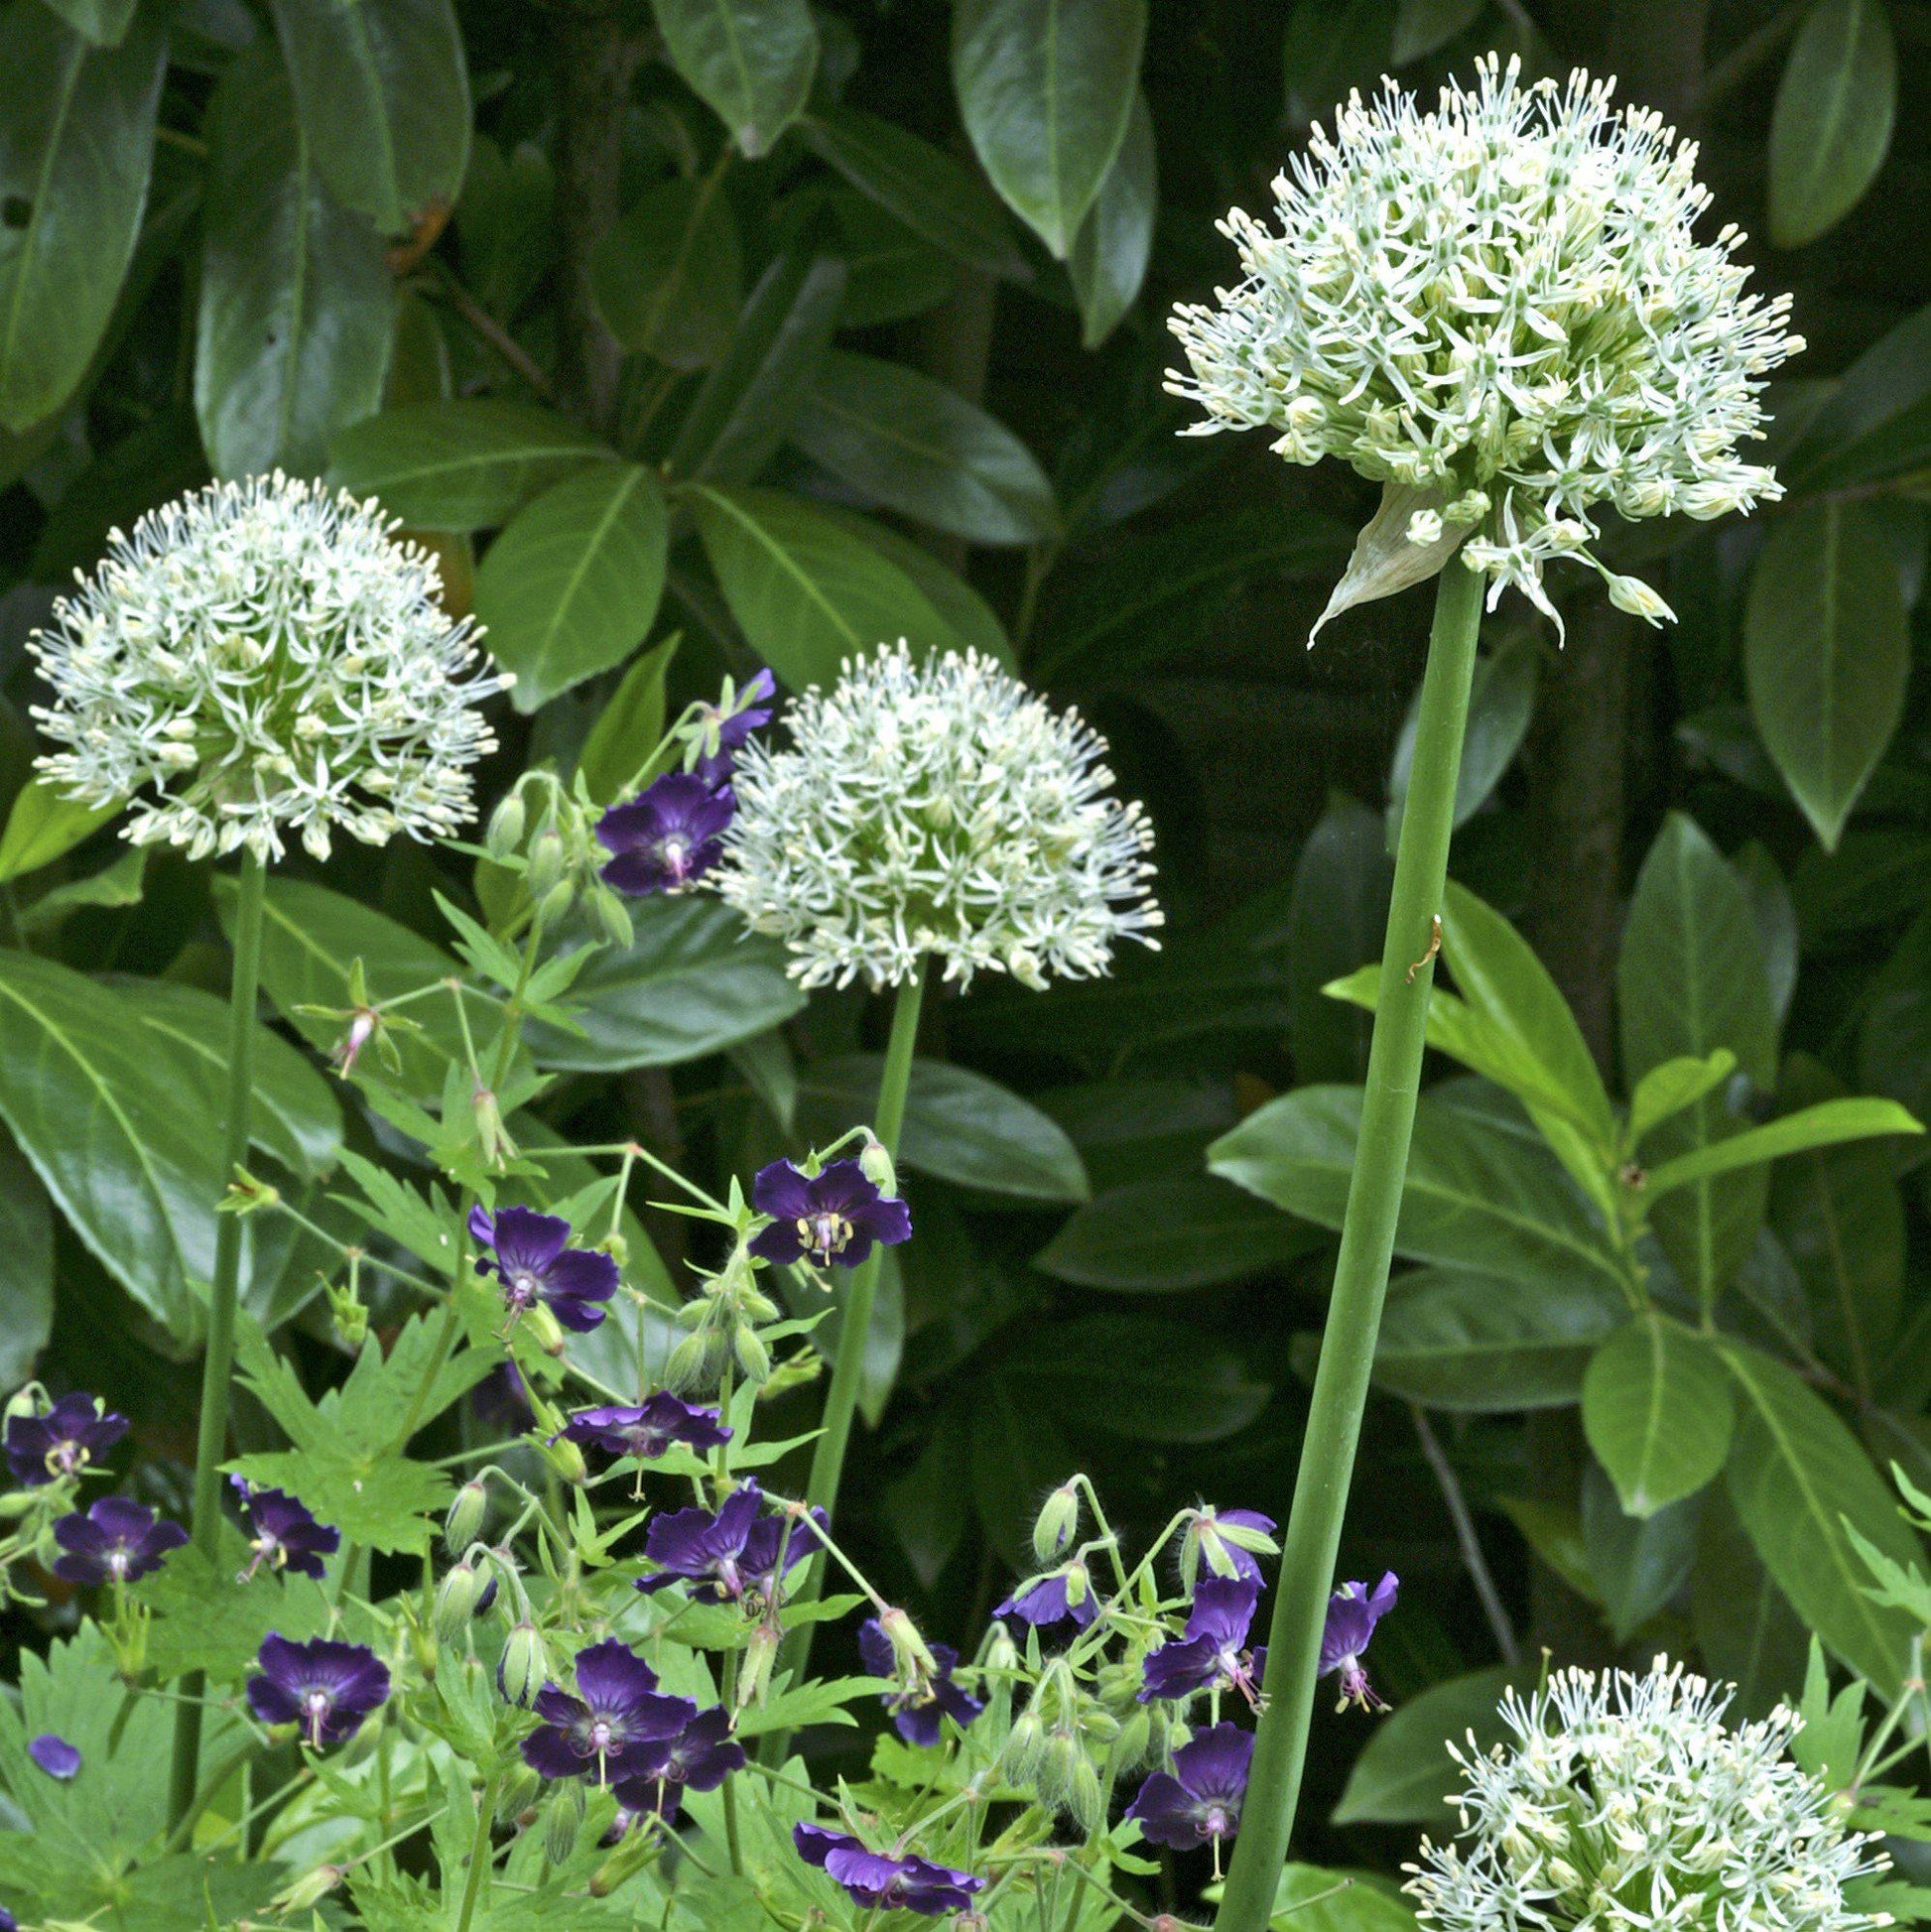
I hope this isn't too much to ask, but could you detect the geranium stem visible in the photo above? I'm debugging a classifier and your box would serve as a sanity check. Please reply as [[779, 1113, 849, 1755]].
[[763, 960, 926, 1749], [167, 847, 267, 1829], [1212, 561, 1482, 1932]]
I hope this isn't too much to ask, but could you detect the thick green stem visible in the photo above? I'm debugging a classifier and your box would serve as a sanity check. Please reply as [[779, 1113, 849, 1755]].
[[168, 848, 267, 1830], [762, 962, 926, 1751], [454, 1773, 503, 1932], [1211, 561, 1482, 1932]]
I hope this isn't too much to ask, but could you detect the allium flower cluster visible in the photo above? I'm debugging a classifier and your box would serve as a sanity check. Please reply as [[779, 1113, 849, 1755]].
[[712, 645, 1163, 990], [1169, 57, 1803, 632], [1406, 1660, 1890, 1932], [29, 473, 511, 863]]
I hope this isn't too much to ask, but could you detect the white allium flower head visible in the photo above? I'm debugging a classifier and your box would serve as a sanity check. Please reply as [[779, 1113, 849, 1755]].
[[1169, 56, 1804, 636], [1406, 1660, 1890, 1932], [29, 472, 513, 864], [712, 643, 1163, 991]]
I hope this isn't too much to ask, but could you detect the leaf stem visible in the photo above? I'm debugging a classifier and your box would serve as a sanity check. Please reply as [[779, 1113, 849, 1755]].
[[1212, 561, 1481, 1932], [454, 1773, 504, 1932], [168, 847, 267, 1829]]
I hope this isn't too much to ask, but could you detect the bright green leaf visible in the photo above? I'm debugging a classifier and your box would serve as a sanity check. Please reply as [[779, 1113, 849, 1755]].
[[1642, 1096, 1922, 1196], [1068, 89, 1154, 347], [0, 778, 117, 883], [648, 0, 818, 159], [1333, 1666, 1529, 1827], [577, 633, 680, 805], [1583, 1314, 1735, 1516]]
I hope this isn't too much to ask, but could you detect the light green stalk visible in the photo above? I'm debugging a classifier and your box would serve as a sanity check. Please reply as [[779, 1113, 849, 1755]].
[[764, 960, 927, 1745], [1213, 561, 1483, 1932], [169, 847, 268, 1829]]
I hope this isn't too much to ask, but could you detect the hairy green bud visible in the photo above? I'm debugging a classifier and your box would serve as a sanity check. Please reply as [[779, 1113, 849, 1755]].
[[499, 1620, 548, 1708], [1068, 1756, 1105, 1837], [545, 1779, 585, 1865], [525, 826, 565, 901], [731, 1323, 771, 1384], [435, 1559, 486, 1643], [445, 1479, 489, 1555], [485, 790, 527, 860], [1031, 1482, 1081, 1565]]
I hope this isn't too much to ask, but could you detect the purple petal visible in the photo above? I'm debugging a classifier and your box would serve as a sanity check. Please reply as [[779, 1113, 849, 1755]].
[[747, 1221, 805, 1266], [569, 1637, 659, 1716], [522, 1726, 591, 1780], [545, 1247, 620, 1307], [804, 1160, 878, 1218], [1173, 1721, 1254, 1804], [28, 1734, 79, 1780], [1187, 1576, 1260, 1650], [1138, 1635, 1219, 1703], [857, 1618, 894, 1681], [486, 1206, 571, 1274], [751, 1160, 814, 1224], [794, 1822, 852, 1869], [1124, 1770, 1201, 1850]]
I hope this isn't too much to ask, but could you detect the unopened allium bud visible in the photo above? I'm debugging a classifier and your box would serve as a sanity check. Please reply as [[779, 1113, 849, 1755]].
[[1032, 1482, 1081, 1565], [1605, 572, 1676, 626], [714, 646, 1162, 991], [499, 1620, 547, 1707], [446, 1480, 489, 1554], [28, 475, 509, 863]]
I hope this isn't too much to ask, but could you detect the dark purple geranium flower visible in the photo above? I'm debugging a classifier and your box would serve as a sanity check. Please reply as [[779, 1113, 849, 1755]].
[[0, 1904, 16, 1930], [246, 1634, 390, 1748], [560, 1393, 731, 1465], [858, 1619, 983, 1746], [611, 1705, 746, 1822], [232, 1480, 339, 1581], [1321, 1571, 1397, 1711], [794, 1824, 983, 1916], [5, 1392, 127, 1487], [597, 774, 735, 897], [28, 1734, 79, 1780], [1125, 1722, 1254, 1869], [692, 669, 777, 787], [636, 1481, 825, 1605], [469, 1205, 618, 1335], [747, 1159, 912, 1270], [52, 1496, 187, 1586], [521, 1638, 696, 1786], [994, 1561, 1097, 1632], [1187, 1505, 1278, 1584], [1139, 1578, 1266, 1707]]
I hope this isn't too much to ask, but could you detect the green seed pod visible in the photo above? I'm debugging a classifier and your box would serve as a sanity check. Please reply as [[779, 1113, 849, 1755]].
[[1003, 1710, 1046, 1783], [545, 1780, 585, 1864], [731, 1323, 771, 1384], [526, 1303, 568, 1358], [485, 790, 527, 860], [663, 1333, 710, 1392], [592, 885, 634, 949], [434, 1559, 485, 1643], [736, 1621, 781, 1712], [445, 1480, 487, 1556], [499, 1620, 548, 1708], [525, 826, 566, 901], [1068, 1756, 1105, 1836], [1031, 1482, 1081, 1565], [1038, 1729, 1082, 1810], [537, 877, 578, 930]]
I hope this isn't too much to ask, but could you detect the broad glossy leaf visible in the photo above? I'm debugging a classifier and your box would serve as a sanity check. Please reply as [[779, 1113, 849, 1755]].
[[474, 462, 668, 711], [1642, 1096, 1922, 1196], [1372, 1267, 1625, 1411], [1768, 0, 1895, 248], [1581, 1464, 1698, 1643], [591, 173, 742, 370], [689, 484, 955, 690], [578, 634, 679, 806], [669, 249, 845, 485], [1693, 1483, 1810, 1719], [1333, 1667, 1529, 1827], [649, 0, 817, 159], [1745, 501, 1908, 850], [0, 0, 164, 433], [1287, 797, 1390, 1083], [1388, 635, 1537, 837], [1582, 1314, 1734, 1516], [453, 132, 553, 322], [1034, 1176, 1325, 1291], [0, 953, 291, 1343], [1069, 89, 1154, 348], [952, 0, 1146, 258], [1771, 1061, 1907, 1399], [1627, 1052, 1737, 1146], [1037, 1078, 1238, 1192], [0, 779, 118, 882], [811, 502, 1015, 669], [272, 0, 470, 237], [1282, 0, 1391, 132], [28, 403, 208, 583], [801, 107, 1028, 280], [791, 350, 1056, 547], [1783, 303, 1931, 493], [242, 875, 462, 1097], [1722, 1339, 1918, 1694], [1002, 1314, 1268, 1442], [824, 186, 955, 327], [525, 898, 804, 1071], [325, 400, 608, 531], [1617, 813, 1778, 1311], [803, 1055, 1089, 1203], [105, 975, 343, 1184], [196, 41, 395, 478], [1212, 1084, 1627, 1297], [0, 1129, 51, 1389]]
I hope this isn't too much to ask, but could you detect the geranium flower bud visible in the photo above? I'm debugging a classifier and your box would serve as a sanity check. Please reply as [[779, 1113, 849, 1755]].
[[875, 1606, 939, 1684], [736, 1622, 781, 1713], [525, 826, 566, 901], [856, 1134, 897, 1197], [499, 1620, 548, 1707], [537, 878, 578, 929], [435, 1560, 486, 1644], [1031, 1482, 1081, 1565], [446, 1480, 488, 1555], [663, 1334, 712, 1393], [526, 1303, 568, 1359], [1003, 1710, 1046, 1782], [546, 1779, 586, 1864], [485, 790, 526, 860], [731, 1323, 770, 1385], [1069, 1756, 1105, 1836], [1039, 1729, 1082, 1808]]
